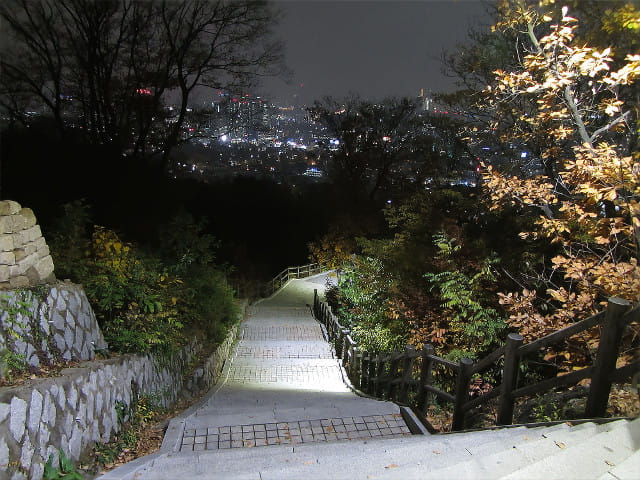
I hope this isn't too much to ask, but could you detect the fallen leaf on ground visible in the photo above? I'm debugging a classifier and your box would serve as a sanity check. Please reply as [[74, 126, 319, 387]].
[[555, 441, 566, 449], [605, 460, 615, 466], [385, 464, 399, 469], [433, 450, 441, 454]]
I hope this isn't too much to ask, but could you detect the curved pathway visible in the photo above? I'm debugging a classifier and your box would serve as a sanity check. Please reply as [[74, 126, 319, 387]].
[[100, 273, 640, 480], [101, 273, 410, 479]]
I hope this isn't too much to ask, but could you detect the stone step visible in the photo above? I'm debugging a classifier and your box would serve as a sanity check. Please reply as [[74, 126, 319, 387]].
[[501, 417, 638, 479], [597, 448, 640, 480], [233, 340, 334, 359], [398, 420, 630, 480], [106, 423, 613, 480], [465, 420, 626, 460]]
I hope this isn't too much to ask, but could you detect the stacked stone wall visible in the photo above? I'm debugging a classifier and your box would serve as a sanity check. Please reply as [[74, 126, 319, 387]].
[[0, 282, 108, 369], [0, 307, 243, 480], [0, 201, 54, 290]]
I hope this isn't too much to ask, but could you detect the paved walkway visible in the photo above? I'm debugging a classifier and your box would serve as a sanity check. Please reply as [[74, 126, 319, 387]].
[[173, 272, 411, 452], [101, 273, 410, 478]]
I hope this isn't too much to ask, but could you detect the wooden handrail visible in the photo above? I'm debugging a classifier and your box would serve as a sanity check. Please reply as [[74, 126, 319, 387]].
[[312, 289, 638, 432], [518, 310, 605, 356], [265, 263, 323, 296]]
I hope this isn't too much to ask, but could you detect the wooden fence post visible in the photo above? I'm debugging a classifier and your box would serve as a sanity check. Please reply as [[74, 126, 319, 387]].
[[586, 297, 631, 417], [375, 355, 386, 397], [335, 326, 344, 359], [341, 329, 351, 365], [386, 352, 402, 399], [417, 344, 435, 411], [452, 357, 474, 431], [497, 333, 524, 426], [361, 351, 370, 391], [399, 345, 416, 404], [368, 352, 377, 393], [351, 346, 361, 384], [313, 289, 318, 317]]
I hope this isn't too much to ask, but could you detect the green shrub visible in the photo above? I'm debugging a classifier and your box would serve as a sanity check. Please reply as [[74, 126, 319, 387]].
[[48, 203, 237, 354], [424, 232, 507, 357]]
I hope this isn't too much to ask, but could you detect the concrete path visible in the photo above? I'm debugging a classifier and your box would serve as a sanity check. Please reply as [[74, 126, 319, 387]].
[[100, 272, 411, 479], [98, 272, 639, 479]]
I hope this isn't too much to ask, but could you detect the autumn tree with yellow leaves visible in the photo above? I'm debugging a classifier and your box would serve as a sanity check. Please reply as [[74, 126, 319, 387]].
[[478, 1, 640, 369]]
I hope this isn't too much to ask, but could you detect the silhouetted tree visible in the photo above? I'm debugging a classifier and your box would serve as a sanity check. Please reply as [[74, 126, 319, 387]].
[[0, 0, 283, 163], [310, 96, 475, 203]]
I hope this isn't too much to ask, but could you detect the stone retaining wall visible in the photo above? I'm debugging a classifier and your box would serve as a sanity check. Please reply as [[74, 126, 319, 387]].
[[0, 282, 108, 369], [0, 308, 243, 480], [0, 201, 55, 290]]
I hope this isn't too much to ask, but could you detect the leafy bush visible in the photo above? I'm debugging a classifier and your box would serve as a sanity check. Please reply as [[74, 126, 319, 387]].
[[82, 226, 186, 353], [329, 257, 406, 353], [48, 203, 237, 353], [424, 232, 507, 358]]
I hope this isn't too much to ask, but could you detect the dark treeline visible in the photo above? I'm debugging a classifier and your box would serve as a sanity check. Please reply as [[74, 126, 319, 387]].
[[0, 120, 339, 280]]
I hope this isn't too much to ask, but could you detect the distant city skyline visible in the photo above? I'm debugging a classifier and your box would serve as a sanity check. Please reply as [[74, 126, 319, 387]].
[[258, 0, 493, 105]]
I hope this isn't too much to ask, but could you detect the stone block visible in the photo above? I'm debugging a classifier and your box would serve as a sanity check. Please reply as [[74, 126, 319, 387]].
[[10, 230, 28, 247], [36, 243, 50, 258], [26, 255, 54, 284], [51, 310, 65, 330], [65, 310, 76, 330], [10, 253, 37, 276], [38, 311, 50, 336], [28, 390, 44, 434], [30, 458, 44, 480], [0, 200, 21, 215], [9, 397, 27, 442], [38, 424, 50, 454], [35, 236, 47, 251], [26, 344, 39, 368], [0, 215, 14, 234], [69, 424, 82, 461], [15, 243, 36, 262], [68, 291, 80, 314], [9, 275, 30, 289], [19, 433, 34, 470], [64, 328, 74, 349], [26, 225, 42, 243], [0, 265, 9, 282], [55, 294, 67, 311], [0, 234, 14, 252], [37, 255, 54, 276], [17, 208, 36, 229], [66, 385, 78, 411], [54, 333, 66, 351], [10, 214, 27, 232], [0, 251, 15, 265]]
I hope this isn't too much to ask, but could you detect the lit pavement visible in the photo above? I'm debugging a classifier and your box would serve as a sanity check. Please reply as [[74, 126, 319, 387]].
[[99, 272, 411, 479], [173, 272, 411, 452], [99, 272, 640, 480]]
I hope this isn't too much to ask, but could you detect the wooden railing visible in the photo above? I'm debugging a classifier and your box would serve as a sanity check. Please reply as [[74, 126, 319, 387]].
[[264, 263, 323, 297], [313, 292, 640, 431]]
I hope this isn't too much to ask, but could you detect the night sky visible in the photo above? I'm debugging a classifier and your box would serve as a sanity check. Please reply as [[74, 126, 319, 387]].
[[259, 0, 494, 104]]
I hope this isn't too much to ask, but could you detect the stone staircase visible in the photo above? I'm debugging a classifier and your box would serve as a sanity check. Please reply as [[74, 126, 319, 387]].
[[99, 273, 639, 480], [101, 417, 638, 479]]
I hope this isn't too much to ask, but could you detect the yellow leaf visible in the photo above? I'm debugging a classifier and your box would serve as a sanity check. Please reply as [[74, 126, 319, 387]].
[[385, 464, 399, 469]]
